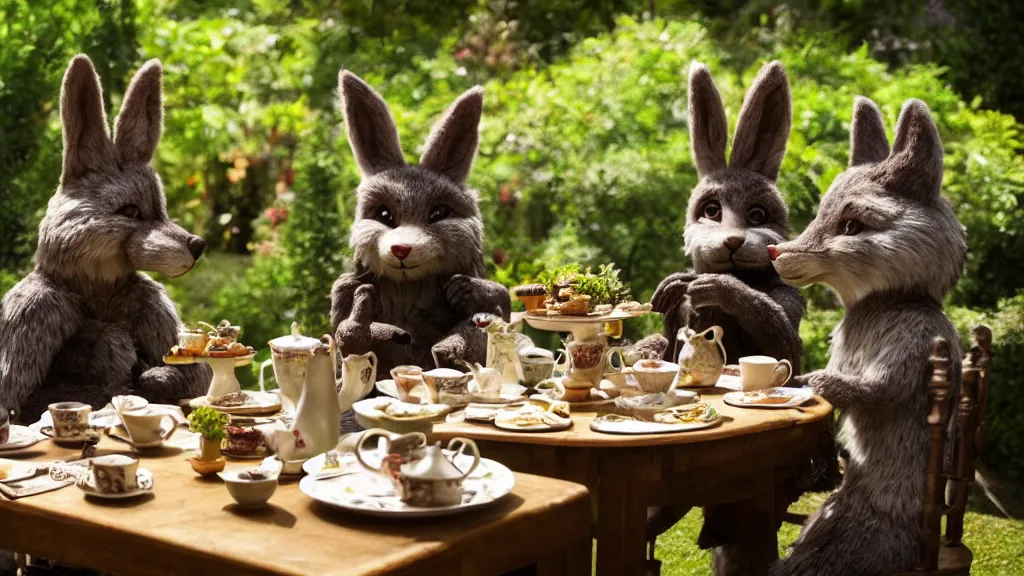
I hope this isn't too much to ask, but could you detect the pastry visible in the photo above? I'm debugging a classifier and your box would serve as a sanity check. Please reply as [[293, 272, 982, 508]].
[[512, 284, 548, 311]]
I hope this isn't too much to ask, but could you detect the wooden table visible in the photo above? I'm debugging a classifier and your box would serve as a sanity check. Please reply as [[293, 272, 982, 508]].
[[434, 389, 834, 575], [0, 438, 592, 576]]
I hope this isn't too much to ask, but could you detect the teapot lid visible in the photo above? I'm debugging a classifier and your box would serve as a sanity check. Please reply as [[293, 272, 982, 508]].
[[400, 443, 465, 480], [423, 368, 465, 377], [268, 322, 321, 352]]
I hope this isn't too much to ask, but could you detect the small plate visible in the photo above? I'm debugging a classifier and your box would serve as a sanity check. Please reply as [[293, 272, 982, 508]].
[[77, 469, 154, 499], [493, 418, 571, 433], [0, 459, 39, 484], [0, 426, 47, 453], [723, 387, 814, 409], [163, 351, 256, 366], [189, 390, 282, 416], [39, 426, 101, 444], [590, 414, 722, 435]]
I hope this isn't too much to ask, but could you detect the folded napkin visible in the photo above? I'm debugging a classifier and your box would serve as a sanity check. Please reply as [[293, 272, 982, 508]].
[[0, 460, 90, 501]]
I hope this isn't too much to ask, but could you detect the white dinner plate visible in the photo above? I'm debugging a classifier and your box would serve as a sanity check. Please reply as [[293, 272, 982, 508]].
[[299, 456, 514, 518], [590, 414, 722, 435], [0, 459, 40, 483], [722, 387, 814, 409], [189, 390, 282, 416]]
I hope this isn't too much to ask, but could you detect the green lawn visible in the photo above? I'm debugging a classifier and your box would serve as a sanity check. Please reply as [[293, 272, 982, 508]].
[[653, 493, 1024, 575]]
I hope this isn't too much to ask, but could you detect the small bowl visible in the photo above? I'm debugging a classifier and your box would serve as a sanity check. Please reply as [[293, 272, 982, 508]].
[[632, 359, 679, 394], [219, 469, 278, 508]]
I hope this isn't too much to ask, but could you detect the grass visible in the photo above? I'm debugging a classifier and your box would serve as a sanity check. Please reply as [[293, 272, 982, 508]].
[[653, 492, 1024, 575]]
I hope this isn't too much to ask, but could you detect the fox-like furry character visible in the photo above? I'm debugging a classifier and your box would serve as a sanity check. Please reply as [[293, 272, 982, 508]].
[[0, 56, 211, 422], [648, 61, 811, 576], [768, 97, 965, 576], [330, 71, 511, 385]]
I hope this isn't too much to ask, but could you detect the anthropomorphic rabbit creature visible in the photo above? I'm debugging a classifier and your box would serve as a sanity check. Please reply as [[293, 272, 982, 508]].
[[330, 71, 511, 386], [768, 97, 965, 576], [648, 61, 816, 576], [0, 56, 211, 422]]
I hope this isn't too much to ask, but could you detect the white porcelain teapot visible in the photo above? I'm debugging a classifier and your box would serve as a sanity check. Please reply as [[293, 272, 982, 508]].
[[266, 334, 340, 462], [260, 323, 322, 413]]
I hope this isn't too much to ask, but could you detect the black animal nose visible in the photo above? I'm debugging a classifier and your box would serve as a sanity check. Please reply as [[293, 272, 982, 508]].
[[188, 236, 206, 260], [723, 236, 745, 252]]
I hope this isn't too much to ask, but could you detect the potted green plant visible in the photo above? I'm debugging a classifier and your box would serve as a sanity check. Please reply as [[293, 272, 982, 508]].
[[187, 406, 228, 475]]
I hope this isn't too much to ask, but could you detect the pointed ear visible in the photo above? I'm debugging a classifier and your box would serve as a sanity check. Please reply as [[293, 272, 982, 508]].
[[339, 71, 405, 177], [878, 99, 944, 199], [60, 55, 113, 178], [419, 86, 483, 185], [728, 60, 792, 182], [849, 96, 889, 166], [113, 59, 164, 165], [688, 62, 728, 178]]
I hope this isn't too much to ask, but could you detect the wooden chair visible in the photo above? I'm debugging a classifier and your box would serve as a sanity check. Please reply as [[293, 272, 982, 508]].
[[781, 327, 993, 576]]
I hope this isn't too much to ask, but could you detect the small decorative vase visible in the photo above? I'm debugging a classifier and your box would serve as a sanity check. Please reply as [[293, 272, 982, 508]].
[[486, 331, 520, 385]]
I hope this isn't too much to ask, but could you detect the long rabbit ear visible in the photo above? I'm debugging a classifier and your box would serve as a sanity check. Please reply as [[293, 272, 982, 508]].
[[113, 59, 163, 165], [849, 96, 889, 166], [878, 99, 944, 200], [60, 55, 113, 179], [728, 60, 791, 182], [339, 71, 405, 177], [688, 62, 728, 178], [419, 86, 483, 185], [350, 284, 375, 324]]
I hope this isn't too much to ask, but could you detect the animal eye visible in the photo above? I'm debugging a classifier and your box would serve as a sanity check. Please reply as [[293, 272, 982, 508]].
[[701, 200, 721, 221], [374, 206, 396, 227], [747, 206, 767, 225], [116, 204, 142, 220], [841, 219, 863, 236], [428, 205, 452, 224]]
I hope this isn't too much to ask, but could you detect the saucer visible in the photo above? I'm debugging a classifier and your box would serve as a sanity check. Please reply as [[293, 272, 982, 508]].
[[0, 426, 47, 453], [189, 391, 282, 416], [0, 459, 40, 484], [105, 426, 168, 449], [39, 426, 101, 444], [77, 469, 154, 499]]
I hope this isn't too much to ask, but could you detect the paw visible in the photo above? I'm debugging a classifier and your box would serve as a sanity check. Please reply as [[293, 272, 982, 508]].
[[444, 274, 483, 315], [796, 371, 826, 394], [651, 272, 697, 313], [335, 320, 372, 356], [686, 274, 740, 310], [431, 340, 466, 369], [371, 322, 411, 345]]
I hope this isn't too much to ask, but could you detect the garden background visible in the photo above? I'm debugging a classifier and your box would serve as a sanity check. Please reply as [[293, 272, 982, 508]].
[[1, 0, 1021, 572]]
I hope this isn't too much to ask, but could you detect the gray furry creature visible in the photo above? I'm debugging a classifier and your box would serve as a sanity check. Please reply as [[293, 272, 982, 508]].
[[330, 71, 511, 384], [651, 60, 805, 367], [768, 97, 965, 576], [0, 56, 211, 422], [647, 61, 812, 575]]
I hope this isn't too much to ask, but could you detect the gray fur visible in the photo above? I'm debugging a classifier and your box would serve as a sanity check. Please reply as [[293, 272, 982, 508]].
[[652, 60, 805, 370], [769, 97, 965, 576], [0, 55, 210, 422], [649, 61, 810, 575], [331, 71, 510, 383]]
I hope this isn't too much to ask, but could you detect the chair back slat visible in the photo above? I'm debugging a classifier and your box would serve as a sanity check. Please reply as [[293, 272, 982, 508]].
[[967, 326, 993, 454], [921, 337, 951, 572]]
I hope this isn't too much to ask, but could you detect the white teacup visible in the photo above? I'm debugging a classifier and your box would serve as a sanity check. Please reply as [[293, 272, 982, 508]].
[[91, 454, 139, 494], [738, 356, 793, 391], [391, 366, 431, 404], [120, 407, 177, 446]]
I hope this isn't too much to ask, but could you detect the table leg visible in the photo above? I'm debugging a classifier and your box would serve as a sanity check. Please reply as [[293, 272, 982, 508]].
[[596, 453, 647, 576], [535, 536, 592, 576], [707, 490, 779, 576]]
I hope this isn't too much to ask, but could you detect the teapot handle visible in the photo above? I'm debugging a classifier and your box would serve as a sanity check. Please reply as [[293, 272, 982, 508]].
[[694, 326, 727, 366], [446, 437, 480, 480], [258, 359, 273, 393], [355, 428, 393, 474], [605, 346, 626, 373]]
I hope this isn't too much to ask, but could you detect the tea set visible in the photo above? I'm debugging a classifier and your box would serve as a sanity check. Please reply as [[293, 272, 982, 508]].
[[76, 454, 154, 500]]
